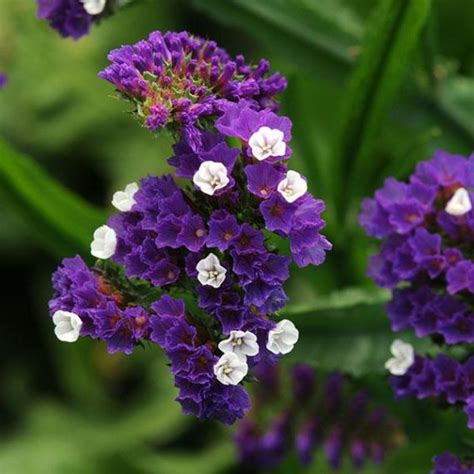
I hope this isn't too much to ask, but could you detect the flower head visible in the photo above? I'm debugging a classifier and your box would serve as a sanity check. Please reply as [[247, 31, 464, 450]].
[[196, 253, 227, 288], [218, 330, 259, 360], [214, 352, 249, 385], [385, 339, 414, 375], [99, 31, 287, 149], [112, 182, 138, 212], [267, 319, 299, 355], [90, 225, 117, 259], [193, 161, 229, 195], [52, 310, 82, 342]]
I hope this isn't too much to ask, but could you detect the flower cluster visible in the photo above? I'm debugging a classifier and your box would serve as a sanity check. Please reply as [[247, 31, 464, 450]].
[[48, 31, 331, 424], [235, 364, 403, 471], [37, 0, 112, 39], [390, 353, 474, 429], [360, 150, 473, 344], [432, 453, 474, 474], [99, 31, 287, 150]]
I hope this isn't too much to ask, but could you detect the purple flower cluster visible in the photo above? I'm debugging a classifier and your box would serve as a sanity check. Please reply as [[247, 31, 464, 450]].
[[432, 453, 474, 474], [50, 255, 151, 354], [235, 364, 403, 471], [391, 354, 474, 429], [49, 30, 331, 424], [360, 150, 474, 345], [99, 31, 287, 150], [37, 0, 109, 39]]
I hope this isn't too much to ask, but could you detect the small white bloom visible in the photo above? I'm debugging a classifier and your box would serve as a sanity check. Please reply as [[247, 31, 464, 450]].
[[248, 126, 286, 161], [445, 187, 472, 216], [277, 170, 308, 203], [196, 253, 227, 288], [266, 319, 299, 355], [111, 182, 139, 212], [193, 161, 229, 195], [91, 225, 117, 259], [214, 352, 248, 385], [385, 339, 415, 376], [80, 0, 107, 15], [218, 331, 259, 360], [53, 310, 82, 343]]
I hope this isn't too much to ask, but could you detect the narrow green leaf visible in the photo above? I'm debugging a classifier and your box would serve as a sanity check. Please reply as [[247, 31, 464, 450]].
[[189, 0, 361, 82], [0, 138, 108, 257], [282, 288, 436, 376], [334, 0, 431, 222]]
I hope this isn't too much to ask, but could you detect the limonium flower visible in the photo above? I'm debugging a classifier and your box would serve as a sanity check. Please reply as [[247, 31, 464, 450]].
[[48, 30, 331, 424], [37, 0, 111, 39], [99, 31, 287, 150], [432, 453, 474, 474], [235, 364, 403, 470], [360, 150, 474, 434], [0, 74, 7, 89]]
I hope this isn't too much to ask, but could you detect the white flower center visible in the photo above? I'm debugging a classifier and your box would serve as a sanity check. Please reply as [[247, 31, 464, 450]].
[[277, 170, 308, 203], [248, 126, 286, 161], [445, 187, 472, 216], [193, 161, 230, 196], [196, 253, 227, 288]]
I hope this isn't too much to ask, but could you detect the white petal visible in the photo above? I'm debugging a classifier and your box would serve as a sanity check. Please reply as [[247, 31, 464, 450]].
[[91, 225, 117, 259], [445, 188, 472, 216], [248, 126, 286, 161], [111, 182, 138, 212], [196, 253, 227, 288], [277, 170, 308, 203], [385, 339, 414, 375], [52, 311, 82, 343], [81, 0, 106, 15], [193, 161, 229, 196]]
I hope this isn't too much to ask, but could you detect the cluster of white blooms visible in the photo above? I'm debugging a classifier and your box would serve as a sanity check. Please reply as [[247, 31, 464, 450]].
[[213, 320, 299, 386]]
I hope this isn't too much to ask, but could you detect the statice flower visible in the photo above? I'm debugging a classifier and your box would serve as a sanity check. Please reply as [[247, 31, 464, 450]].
[[235, 364, 403, 470], [0, 74, 7, 89], [432, 453, 474, 474], [48, 30, 331, 424], [99, 31, 287, 150], [37, 0, 112, 39], [360, 150, 474, 345]]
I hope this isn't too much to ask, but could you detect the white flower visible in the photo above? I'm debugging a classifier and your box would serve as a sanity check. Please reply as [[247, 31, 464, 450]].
[[277, 170, 308, 203], [111, 182, 139, 212], [248, 126, 286, 161], [266, 319, 299, 355], [214, 352, 248, 385], [80, 0, 106, 15], [196, 253, 227, 288], [193, 161, 229, 195], [385, 339, 415, 376], [218, 331, 259, 360], [91, 225, 117, 259], [53, 310, 82, 343], [445, 187, 472, 216]]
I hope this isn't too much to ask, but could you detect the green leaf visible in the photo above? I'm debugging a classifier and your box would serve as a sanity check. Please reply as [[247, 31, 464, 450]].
[[0, 138, 108, 257], [281, 288, 437, 376], [333, 0, 432, 223], [189, 0, 361, 82]]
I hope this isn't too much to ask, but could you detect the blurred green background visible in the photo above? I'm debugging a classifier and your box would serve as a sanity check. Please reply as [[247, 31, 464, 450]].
[[0, 0, 473, 473]]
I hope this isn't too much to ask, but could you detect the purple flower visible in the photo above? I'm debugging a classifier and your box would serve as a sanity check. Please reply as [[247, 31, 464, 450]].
[[0, 74, 8, 89], [99, 31, 286, 148], [37, 0, 101, 39], [432, 452, 474, 474], [235, 365, 402, 470]]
